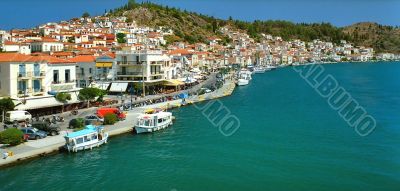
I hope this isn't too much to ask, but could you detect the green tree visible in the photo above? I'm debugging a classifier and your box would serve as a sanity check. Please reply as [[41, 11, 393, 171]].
[[116, 33, 127, 43], [127, 0, 137, 9], [0, 98, 15, 122], [78, 88, 103, 108], [55, 92, 71, 112], [0, 128, 24, 146], [104, 113, 118, 125], [82, 12, 90, 18]]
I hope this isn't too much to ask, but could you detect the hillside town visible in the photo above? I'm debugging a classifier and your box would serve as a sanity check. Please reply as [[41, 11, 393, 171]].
[[0, 13, 399, 115]]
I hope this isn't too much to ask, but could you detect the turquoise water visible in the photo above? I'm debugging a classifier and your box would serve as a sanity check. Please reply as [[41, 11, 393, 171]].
[[1, 62, 399, 190]]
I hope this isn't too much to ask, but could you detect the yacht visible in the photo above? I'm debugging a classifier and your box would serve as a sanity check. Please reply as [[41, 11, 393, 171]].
[[64, 125, 108, 152], [236, 70, 252, 86], [135, 110, 173, 134]]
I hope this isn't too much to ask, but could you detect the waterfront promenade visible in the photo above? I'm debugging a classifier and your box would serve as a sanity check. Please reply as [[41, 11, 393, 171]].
[[0, 78, 235, 168]]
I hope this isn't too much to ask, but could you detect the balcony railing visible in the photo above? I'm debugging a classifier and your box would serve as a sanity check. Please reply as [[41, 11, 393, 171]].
[[117, 61, 145, 65], [117, 72, 143, 76], [17, 72, 32, 78], [52, 80, 76, 84], [32, 71, 46, 78]]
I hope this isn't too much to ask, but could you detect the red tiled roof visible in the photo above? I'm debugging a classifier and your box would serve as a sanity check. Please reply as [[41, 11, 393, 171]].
[[69, 55, 96, 62]]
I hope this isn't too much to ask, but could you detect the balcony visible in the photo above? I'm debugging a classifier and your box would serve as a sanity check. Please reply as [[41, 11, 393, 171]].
[[32, 87, 45, 96], [32, 71, 46, 78], [51, 80, 76, 91], [117, 72, 143, 76], [117, 61, 144, 65], [17, 72, 32, 79]]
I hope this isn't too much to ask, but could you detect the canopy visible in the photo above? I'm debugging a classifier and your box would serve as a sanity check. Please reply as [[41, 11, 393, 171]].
[[178, 93, 189, 99], [90, 82, 110, 90], [65, 125, 103, 139], [163, 79, 185, 86], [109, 82, 129, 92], [15, 97, 63, 110]]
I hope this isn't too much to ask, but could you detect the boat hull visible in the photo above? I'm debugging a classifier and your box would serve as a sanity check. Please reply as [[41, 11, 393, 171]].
[[236, 79, 249, 86], [65, 133, 109, 153], [135, 121, 173, 134]]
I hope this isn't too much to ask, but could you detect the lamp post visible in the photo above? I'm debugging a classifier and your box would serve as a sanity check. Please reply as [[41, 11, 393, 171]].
[[129, 86, 134, 110]]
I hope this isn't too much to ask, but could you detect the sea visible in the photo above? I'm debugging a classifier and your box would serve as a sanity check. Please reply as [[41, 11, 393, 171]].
[[0, 62, 399, 191]]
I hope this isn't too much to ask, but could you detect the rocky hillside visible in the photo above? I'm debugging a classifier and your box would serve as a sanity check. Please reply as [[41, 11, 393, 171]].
[[342, 22, 400, 53]]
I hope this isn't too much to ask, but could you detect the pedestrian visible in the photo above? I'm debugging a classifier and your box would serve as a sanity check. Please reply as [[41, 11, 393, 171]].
[[2, 150, 9, 159]]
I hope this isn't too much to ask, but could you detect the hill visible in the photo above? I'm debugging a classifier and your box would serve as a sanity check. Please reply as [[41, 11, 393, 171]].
[[109, 1, 399, 53], [342, 22, 400, 53]]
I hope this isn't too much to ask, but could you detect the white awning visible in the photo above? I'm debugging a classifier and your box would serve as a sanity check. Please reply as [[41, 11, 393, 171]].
[[109, 82, 129, 92], [15, 97, 63, 111], [90, 82, 111, 90]]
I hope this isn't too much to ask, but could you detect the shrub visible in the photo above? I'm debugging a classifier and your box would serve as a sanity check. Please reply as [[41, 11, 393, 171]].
[[0, 128, 24, 146], [104, 113, 118, 125], [69, 118, 85, 129]]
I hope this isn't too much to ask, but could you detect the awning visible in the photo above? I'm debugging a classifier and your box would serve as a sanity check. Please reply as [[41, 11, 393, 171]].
[[15, 97, 63, 111], [178, 77, 197, 84], [96, 62, 113, 68], [90, 82, 111, 90], [163, 79, 185, 86], [109, 82, 129, 92]]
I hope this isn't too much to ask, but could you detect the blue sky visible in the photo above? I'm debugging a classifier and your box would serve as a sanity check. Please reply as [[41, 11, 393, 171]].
[[1, 0, 399, 29]]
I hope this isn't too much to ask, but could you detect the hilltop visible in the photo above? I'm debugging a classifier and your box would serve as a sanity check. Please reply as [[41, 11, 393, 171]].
[[107, 1, 400, 52], [343, 22, 400, 53]]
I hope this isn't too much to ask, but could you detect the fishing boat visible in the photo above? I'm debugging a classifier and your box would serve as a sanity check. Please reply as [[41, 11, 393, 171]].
[[135, 109, 173, 134], [64, 125, 108, 152], [266, 65, 277, 70]]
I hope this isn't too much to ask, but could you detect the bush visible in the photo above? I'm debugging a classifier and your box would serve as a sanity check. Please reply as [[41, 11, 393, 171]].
[[104, 113, 118, 125], [0, 128, 24, 146], [69, 118, 85, 129]]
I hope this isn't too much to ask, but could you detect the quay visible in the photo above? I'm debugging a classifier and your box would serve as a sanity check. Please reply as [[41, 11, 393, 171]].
[[0, 78, 236, 168]]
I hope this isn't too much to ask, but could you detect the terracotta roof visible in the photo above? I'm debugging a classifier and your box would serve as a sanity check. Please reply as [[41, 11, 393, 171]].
[[168, 49, 192, 55], [4, 41, 19, 45], [31, 55, 75, 64], [0, 53, 40, 62], [69, 55, 96, 62]]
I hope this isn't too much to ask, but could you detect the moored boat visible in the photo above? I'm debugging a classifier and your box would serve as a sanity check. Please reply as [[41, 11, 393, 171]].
[[236, 70, 252, 86], [64, 125, 108, 152], [135, 110, 173, 134], [254, 66, 266, 73]]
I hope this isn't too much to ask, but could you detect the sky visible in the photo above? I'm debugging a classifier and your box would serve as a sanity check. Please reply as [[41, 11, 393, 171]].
[[1, 0, 399, 30]]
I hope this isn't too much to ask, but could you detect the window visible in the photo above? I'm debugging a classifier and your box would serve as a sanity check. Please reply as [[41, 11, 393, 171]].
[[65, 69, 70, 82], [76, 138, 84, 144], [53, 70, 59, 83], [89, 68, 92, 74], [80, 68, 84, 75], [33, 64, 40, 76]]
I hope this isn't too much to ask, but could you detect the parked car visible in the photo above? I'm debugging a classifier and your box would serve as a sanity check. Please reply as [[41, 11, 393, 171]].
[[20, 128, 47, 140], [96, 108, 126, 121], [5, 111, 32, 124], [31, 121, 61, 136], [84, 115, 105, 125]]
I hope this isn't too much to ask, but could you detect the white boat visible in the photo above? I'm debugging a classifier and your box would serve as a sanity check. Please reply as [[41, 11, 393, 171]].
[[64, 125, 108, 152], [135, 111, 173, 134], [236, 70, 252, 86], [254, 66, 266, 73], [266, 65, 277, 70]]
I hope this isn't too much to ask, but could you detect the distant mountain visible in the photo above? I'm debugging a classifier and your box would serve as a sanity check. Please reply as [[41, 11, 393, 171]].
[[110, 1, 399, 53], [342, 22, 400, 53]]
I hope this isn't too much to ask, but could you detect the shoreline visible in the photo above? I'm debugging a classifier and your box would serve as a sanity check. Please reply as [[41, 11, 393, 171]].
[[0, 79, 236, 169]]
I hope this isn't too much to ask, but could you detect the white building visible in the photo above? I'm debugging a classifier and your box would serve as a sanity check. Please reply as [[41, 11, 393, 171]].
[[30, 37, 64, 52]]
